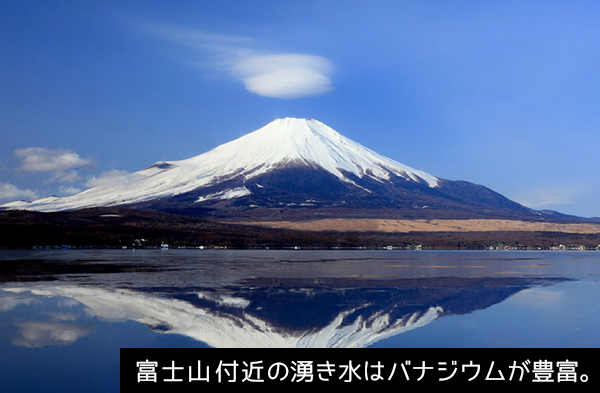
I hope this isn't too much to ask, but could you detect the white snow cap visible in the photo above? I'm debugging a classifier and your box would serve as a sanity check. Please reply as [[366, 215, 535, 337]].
[[1, 118, 438, 212], [225, 117, 438, 186]]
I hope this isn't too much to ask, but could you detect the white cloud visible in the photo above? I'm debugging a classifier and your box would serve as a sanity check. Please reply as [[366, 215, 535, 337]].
[[15, 147, 92, 173], [13, 147, 92, 185], [234, 54, 333, 99], [0, 182, 39, 202], [85, 169, 138, 188], [143, 22, 334, 98], [12, 321, 92, 348]]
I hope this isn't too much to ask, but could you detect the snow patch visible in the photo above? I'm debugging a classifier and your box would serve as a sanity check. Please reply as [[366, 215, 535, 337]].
[[197, 292, 251, 309], [196, 187, 251, 203]]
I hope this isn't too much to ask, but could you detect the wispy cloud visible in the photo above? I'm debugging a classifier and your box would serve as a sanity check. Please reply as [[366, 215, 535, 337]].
[[85, 169, 139, 188], [15, 147, 91, 173], [58, 185, 82, 196], [511, 287, 563, 308], [12, 321, 92, 348], [141, 22, 334, 99], [0, 182, 39, 202], [146, 24, 255, 61], [14, 147, 92, 183], [0, 290, 41, 312], [512, 185, 588, 210]]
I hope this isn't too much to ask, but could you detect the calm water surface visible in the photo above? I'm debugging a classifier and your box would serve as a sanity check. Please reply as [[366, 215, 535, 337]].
[[1, 249, 599, 391]]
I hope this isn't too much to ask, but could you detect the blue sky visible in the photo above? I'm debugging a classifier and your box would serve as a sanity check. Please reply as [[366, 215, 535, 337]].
[[1, 1, 600, 217]]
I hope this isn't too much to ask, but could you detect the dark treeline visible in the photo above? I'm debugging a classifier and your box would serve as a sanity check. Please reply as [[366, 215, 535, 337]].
[[2, 208, 600, 250]]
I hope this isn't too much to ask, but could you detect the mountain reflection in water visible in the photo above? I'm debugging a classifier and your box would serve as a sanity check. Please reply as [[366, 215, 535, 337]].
[[1, 275, 564, 348]]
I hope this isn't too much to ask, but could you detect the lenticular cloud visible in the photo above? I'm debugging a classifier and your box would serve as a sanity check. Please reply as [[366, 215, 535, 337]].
[[142, 22, 334, 99], [234, 54, 333, 99]]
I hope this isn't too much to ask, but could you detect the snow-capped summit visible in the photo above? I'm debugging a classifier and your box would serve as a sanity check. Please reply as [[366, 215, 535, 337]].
[[1, 117, 535, 220], [205, 117, 439, 187]]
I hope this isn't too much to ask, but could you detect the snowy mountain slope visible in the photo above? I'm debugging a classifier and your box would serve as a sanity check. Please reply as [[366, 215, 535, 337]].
[[2, 117, 540, 220], [1, 118, 438, 212]]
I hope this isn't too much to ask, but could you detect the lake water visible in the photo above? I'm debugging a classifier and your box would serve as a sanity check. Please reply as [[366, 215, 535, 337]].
[[1, 249, 599, 390]]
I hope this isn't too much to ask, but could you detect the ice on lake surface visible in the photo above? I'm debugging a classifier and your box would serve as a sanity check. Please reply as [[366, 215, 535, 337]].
[[1, 249, 600, 391]]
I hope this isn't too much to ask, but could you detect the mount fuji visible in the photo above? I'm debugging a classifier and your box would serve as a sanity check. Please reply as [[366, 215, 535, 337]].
[[2, 118, 544, 221]]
